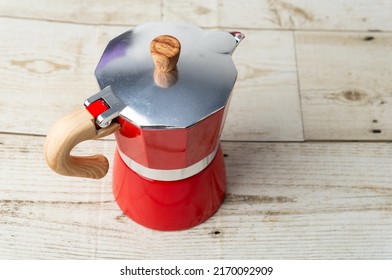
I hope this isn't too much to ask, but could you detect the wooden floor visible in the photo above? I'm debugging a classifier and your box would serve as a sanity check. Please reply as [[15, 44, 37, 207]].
[[1, 1, 392, 259]]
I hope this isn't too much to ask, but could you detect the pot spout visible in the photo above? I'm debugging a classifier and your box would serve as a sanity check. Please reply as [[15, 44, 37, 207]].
[[229, 31, 245, 54]]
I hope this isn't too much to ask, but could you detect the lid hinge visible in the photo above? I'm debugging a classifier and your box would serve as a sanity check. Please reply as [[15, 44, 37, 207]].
[[84, 86, 125, 128]]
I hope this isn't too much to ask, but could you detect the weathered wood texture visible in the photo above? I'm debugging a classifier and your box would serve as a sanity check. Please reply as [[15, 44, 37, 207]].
[[222, 30, 303, 141], [0, 0, 162, 25], [2, 134, 392, 259], [0, 17, 303, 141], [2, 1, 391, 141], [1, 0, 392, 261], [162, 0, 392, 31], [2, 0, 391, 31], [296, 31, 392, 140], [0, 18, 124, 136]]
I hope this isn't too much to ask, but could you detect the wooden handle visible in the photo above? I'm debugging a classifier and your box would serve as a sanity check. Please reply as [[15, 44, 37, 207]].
[[45, 109, 120, 179], [150, 35, 181, 73]]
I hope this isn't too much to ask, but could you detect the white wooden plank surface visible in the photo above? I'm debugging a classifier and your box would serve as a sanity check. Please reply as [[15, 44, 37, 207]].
[[0, 17, 125, 136], [2, 0, 391, 31], [2, 0, 392, 261], [296, 31, 392, 140], [222, 30, 303, 141], [3, 1, 391, 141], [1, 134, 392, 259], [0, 0, 162, 25], [0, 17, 303, 141], [0, 135, 392, 259], [163, 0, 392, 31]]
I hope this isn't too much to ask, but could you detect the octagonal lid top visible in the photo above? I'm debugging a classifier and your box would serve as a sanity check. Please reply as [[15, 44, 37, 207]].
[[90, 22, 243, 129]]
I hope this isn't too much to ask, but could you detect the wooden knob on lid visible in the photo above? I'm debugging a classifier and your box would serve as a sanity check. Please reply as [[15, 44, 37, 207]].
[[150, 35, 181, 73]]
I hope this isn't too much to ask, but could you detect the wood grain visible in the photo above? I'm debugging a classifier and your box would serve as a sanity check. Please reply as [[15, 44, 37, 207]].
[[150, 35, 181, 88], [0, 17, 303, 141], [296, 31, 392, 140], [163, 0, 392, 31], [2, 0, 390, 31], [45, 109, 120, 179], [221, 30, 303, 141], [0, 17, 124, 136], [150, 35, 181, 73], [2, 133, 392, 259], [0, 0, 161, 25], [2, 0, 392, 261]]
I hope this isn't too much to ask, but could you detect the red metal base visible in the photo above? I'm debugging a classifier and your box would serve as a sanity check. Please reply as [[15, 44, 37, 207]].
[[112, 144, 226, 231]]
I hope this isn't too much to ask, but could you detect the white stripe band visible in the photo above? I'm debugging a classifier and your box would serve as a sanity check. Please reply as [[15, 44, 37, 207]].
[[117, 145, 220, 181]]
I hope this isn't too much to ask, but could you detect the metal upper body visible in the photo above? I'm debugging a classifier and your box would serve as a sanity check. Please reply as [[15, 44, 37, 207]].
[[85, 22, 243, 129]]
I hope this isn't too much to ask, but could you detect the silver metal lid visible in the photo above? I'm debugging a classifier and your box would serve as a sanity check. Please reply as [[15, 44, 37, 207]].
[[89, 22, 242, 129]]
